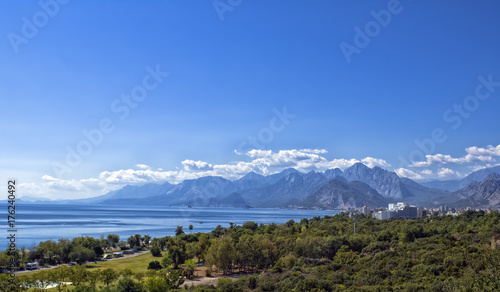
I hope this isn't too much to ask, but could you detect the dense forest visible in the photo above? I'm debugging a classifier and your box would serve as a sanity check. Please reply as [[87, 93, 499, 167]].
[[2, 211, 500, 291]]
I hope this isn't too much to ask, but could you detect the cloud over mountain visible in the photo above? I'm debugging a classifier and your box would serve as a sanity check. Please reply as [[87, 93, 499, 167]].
[[21, 149, 390, 200], [20, 144, 500, 200]]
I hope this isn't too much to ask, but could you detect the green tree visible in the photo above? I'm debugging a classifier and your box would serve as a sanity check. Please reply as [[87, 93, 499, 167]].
[[116, 277, 144, 292], [144, 276, 168, 292], [69, 245, 96, 264], [36, 240, 60, 265], [57, 238, 72, 263], [150, 243, 162, 257], [127, 236, 136, 249], [166, 238, 187, 269], [184, 263, 196, 279], [206, 237, 236, 275], [145, 269, 157, 278], [0, 251, 11, 270], [161, 256, 174, 268], [133, 271, 146, 283], [100, 268, 119, 286], [118, 240, 128, 250], [1, 273, 27, 292], [87, 270, 100, 288], [143, 235, 151, 247], [120, 268, 134, 278], [47, 266, 71, 291], [164, 269, 185, 289], [107, 234, 120, 248], [198, 233, 210, 263], [175, 226, 185, 236], [134, 234, 142, 247], [69, 265, 89, 286], [236, 235, 259, 272], [242, 221, 258, 231]]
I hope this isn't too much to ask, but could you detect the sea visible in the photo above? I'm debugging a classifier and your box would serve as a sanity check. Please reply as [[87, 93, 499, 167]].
[[1, 203, 339, 249]]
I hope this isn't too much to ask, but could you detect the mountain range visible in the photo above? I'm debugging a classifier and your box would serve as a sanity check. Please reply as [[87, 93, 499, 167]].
[[27, 164, 500, 210], [420, 165, 500, 191], [444, 173, 500, 209]]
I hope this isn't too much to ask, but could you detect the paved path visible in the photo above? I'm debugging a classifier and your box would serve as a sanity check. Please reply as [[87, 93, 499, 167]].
[[15, 250, 149, 274]]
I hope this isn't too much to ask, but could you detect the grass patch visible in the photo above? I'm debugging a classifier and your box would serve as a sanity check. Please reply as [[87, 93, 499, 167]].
[[22, 252, 158, 291], [83, 252, 156, 274], [18, 251, 157, 279]]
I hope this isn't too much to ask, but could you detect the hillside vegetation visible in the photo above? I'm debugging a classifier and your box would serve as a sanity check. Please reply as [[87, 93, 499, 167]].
[[2, 211, 500, 291]]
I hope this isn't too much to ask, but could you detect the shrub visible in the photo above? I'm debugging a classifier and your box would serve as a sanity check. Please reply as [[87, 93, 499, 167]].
[[150, 244, 162, 257], [205, 268, 212, 277], [147, 260, 162, 270]]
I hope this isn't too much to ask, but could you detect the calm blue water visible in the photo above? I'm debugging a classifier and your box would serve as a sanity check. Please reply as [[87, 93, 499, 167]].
[[1, 203, 339, 249]]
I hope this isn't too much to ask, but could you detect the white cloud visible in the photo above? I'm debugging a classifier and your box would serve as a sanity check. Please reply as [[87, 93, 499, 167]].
[[361, 157, 391, 168], [395, 167, 462, 181], [395, 168, 424, 180], [182, 160, 214, 171], [410, 144, 500, 167], [421, 169, 433, 176], [136, 164, 151, 170], [299, 149, 328, 154], [314, 158, 360, 170], [437, 168, 461, 180], [465, 145, 500, 157]]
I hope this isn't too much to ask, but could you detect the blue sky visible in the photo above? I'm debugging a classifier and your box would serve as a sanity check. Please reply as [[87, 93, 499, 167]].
[[1, 1, 500, 200]]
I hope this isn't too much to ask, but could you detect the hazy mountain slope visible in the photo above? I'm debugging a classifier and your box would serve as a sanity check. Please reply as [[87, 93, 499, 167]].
[[27, 190, 120, 205], [264, 168, 302, 185], [233, 171, 268, 190], [158, 176, 237, 206], [209, 192, 250, 208], [421, 165, 500, 191], [324, 168, 343, 180], [451, 173, 500, 208], [342, 163, 404, 199], [240, 171, 328, 208], [399, 178, 449, 206], [33, 182, 173, 205], [297, 179, 388, 209]]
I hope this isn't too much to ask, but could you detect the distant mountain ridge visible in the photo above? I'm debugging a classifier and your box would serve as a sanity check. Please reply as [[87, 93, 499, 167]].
[[296, 179, 388, 209], [421, 165, 500, 191], [238, 170, 329, 208], [450, 173, 500, 208], [25, 164, 500, 209], [342, 163, 404, 199]]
